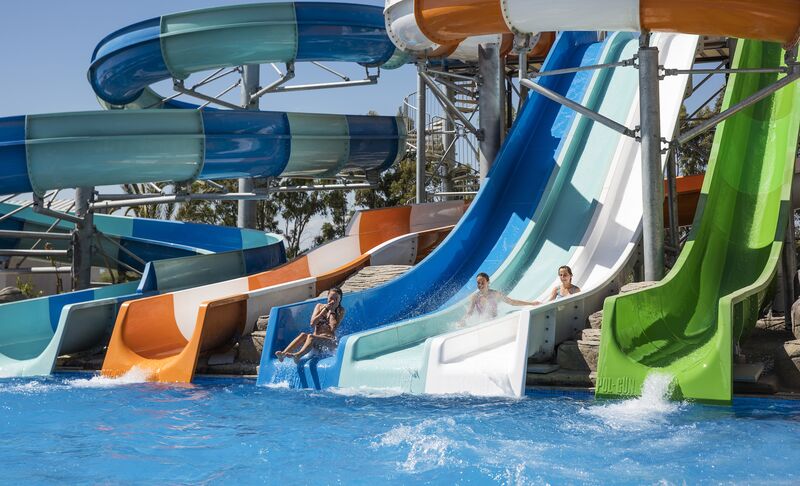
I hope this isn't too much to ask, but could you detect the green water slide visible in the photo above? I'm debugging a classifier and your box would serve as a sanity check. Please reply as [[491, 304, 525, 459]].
[[596, 40, 800, 404]]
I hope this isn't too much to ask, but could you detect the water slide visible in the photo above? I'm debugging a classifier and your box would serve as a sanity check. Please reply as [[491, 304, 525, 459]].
[[0, 3, 407, 198], [0, 201, 281, 272], [597, 41, 800, 404], [257, 0, 798, 394], [335, 32, 695, 397], [101, 201, 466, 382], [0, 222, 284, 377], [258, 30, 612, 388]]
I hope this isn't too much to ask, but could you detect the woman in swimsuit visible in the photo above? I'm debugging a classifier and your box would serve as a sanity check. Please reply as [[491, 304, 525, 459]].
[[461, 272, 539, 325], [275, 287, 345, 363], [546, 265, 581, 302]]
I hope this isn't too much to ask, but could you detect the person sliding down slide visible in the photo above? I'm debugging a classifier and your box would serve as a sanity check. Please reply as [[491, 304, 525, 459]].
[[460, 273, 538, 326], [276, 288, 345, 363]]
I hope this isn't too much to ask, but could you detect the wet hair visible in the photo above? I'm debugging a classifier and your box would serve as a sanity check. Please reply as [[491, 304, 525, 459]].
[[329, 287, 343, 298], [476, 272, 490, 281], [558, 265, 573, 276]]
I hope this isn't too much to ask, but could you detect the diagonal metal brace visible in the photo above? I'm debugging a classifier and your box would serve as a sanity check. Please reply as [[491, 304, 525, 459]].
[[520, 78, 636, 138]]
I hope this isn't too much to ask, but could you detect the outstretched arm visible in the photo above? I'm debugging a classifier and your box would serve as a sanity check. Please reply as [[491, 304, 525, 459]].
[[501, 294, 540, 307]]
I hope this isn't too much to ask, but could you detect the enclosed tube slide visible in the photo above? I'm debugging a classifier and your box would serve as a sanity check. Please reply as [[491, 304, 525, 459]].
[[336, 33, 696, 397], [384, 0, 554, 61], [257, 32, 607, 389], [0, 3, 408, 197], [411, 0, 799, 48], [597, 41, 800, 404], [0, 202, 280, 272], [101, 201, 466, 382]]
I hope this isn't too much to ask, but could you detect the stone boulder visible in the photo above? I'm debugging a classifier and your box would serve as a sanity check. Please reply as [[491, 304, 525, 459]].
[[775, 340, 800, 390], [238, 331, 266, 364], [619, 281, 657, 294], [587, 310, 603, 329], [0, 287, 25, 303]]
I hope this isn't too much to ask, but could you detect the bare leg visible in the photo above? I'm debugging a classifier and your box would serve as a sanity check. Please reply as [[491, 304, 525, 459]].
[[291, 335, 317, 363], [275, 333, 308, 361]]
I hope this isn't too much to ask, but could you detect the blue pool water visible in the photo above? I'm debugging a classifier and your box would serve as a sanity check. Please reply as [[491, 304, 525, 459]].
[[1, 372, 800, 485]]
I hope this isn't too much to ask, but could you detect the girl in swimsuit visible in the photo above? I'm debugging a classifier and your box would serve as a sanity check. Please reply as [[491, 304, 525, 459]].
[[547, 265, 581, 302], [460, 272, 539, 326], [275, 287, 345, 363]]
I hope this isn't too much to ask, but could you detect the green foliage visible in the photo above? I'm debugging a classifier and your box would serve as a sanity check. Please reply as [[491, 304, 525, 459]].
[[174, 180, 279, 233], [273, 180, 326, 258], [677, 96, 723, 176], [121, 183, 176, 220], [313, 190, 352, 247], [15, 276, 42, 298]]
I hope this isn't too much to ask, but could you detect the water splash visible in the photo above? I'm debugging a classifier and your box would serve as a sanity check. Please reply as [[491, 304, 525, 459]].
[[371, 417, 457, 472], [67, 367, 152, 388], [329, 386, 404, 398], [583, 372, 680, 430]]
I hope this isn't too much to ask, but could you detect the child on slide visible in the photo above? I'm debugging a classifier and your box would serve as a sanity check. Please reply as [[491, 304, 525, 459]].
[[460, 272, 539, 326], [547, 265, 581, 302]]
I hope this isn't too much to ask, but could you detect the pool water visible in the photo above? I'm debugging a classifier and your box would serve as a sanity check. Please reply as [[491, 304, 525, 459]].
[[1, 371, 799, 485]]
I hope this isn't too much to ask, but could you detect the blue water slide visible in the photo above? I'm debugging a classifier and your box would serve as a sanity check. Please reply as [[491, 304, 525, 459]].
[[257, 32, 606, 388], [0, 3, 409, 197], [0, 202, 284, 272]]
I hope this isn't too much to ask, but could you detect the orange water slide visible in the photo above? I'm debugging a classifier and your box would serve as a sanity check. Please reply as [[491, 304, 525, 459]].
[[102, 201, 468, 382], [413, 0, 800, 47]]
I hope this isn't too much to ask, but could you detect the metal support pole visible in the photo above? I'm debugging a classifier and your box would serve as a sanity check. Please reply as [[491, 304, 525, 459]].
[[478, 43, 505, 182], [638, 36, 665, 281], [238, 64, 259, 229], [518, 51, 529, 104], [666, 145, 680, 249], [441, 67, 456, 199], [416, 64, 427, 204], [782, 216, 797, 323], [72, 186, 94, 290]]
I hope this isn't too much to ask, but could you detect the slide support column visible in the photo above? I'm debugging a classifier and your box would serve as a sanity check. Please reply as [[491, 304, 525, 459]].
[[416, 63, 427, 204], [238, 64, 260, 229], [72, 187, 94, 290], [478, 43, 505, 183], [638, 37, 665, 281], [441, 67, 455, 199]]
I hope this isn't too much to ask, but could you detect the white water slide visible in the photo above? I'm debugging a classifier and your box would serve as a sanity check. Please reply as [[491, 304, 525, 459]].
[[338, 32, 698, 397]]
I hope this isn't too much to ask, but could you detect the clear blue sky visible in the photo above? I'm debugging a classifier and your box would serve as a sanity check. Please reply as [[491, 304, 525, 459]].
[[0, 0, 414, 118]]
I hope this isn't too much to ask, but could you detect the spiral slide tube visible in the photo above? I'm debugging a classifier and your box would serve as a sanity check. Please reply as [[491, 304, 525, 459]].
[[597, 41, 800, 404], [333, 32, 695, 397], [0, 3, 409, 198], [101, 202, 466, 382], [257, 31, 607, 388]]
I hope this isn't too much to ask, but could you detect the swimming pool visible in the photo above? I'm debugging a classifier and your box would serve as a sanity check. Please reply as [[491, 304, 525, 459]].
[[1, 372, 799, 484]]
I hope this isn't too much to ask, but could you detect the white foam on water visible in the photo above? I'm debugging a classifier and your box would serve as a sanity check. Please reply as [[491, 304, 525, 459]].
[[328, 386, 404, 398], [583, 372, 681, 430], [264, 381, 290, 389], [67, 367, 152, 388], [370, 417, 458, 472], [0, 380, 65, 394]]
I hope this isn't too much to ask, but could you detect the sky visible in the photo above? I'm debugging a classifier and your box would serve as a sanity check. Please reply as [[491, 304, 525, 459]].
[[0, 2, 723, 249]]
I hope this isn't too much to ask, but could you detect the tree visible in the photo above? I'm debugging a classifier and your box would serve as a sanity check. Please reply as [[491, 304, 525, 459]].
[[313, 190, 352, 246], [273, 179, 326, 258], [120, 183, 176, 220], [677, 95, 723, 176], [173, 180, 279, 233]]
